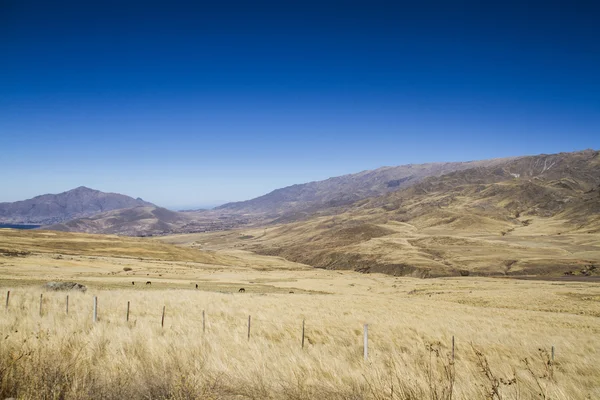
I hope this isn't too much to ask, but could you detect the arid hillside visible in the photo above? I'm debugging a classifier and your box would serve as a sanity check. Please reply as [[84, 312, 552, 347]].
[[46, 206, 252, 236], [162, 150, 600, 277], [216, 157, 515, 216]]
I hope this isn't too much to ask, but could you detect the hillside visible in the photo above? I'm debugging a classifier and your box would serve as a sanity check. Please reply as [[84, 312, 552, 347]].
[[216, 157, 515, 216], [0, 186, 153, 225], [163, 150, 600, 277], [46, 206, 191, 236], [46, 205, 249, 236]]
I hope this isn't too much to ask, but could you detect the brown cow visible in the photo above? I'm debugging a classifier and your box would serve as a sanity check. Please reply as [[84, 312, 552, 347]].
[[238, 288, 245, 293], [146, 281, 151, 285]]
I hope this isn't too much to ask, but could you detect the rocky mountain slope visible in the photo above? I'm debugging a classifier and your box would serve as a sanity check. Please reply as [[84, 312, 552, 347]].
[[173, 150, 600, 278], [216, 157, 515, 216], [0, 187, 153, 225]]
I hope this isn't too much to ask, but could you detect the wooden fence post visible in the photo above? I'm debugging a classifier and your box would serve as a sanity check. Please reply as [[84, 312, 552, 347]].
[[551, 345, 555, 362], [66, 295, 69, 315], [302, 319, 305, 349], [363, 324, 368, 361], [39, 294, 43, 317], [247, 315, 251, 341], [93, 296, 98, 322], [161, 306, 165, 328], [202, 310, 205, 333], [452, 335, 455, 361], [126, 301, 130, 322], [5, 290, 9, 310]]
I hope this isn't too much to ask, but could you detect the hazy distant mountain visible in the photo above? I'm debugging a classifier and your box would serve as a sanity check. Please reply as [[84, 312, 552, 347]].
[[216, 157, 516, 216], [0, 186, 154, 225]]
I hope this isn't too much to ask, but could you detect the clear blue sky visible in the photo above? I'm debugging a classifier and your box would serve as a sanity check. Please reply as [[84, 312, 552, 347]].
[[1, 1, 599, 209]]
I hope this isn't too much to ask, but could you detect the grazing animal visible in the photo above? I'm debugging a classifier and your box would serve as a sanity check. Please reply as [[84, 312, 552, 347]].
[[132, 281, 135, 285], [289, 291, 294, 294], [238, 288, 245, 293], [146, 281, 151, 285], [195, 284, 198, 289]]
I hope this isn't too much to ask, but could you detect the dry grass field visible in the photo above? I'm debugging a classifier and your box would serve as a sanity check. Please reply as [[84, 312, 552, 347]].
[[1, 229, 599, 399], [158, 214, 600, 279]]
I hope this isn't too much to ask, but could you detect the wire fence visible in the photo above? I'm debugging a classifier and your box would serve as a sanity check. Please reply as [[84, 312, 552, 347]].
[[2, 289, 558, 363], [2, 289, 465, 362]]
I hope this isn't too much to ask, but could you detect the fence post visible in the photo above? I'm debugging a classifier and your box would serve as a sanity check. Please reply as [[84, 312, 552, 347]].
[[126, 301, 130, 322], [452, 335, 455, 361], [247, 315, 251, 341], [302, 319, 305, 349], [551, 345, 555, 362], [5, 290, 9, 310], [66, 295, 69, 315], [39, 294, 43, 317], [93, 296, 98, 322], [202, 310, 205, 333], [363, 324, 368, 361], [161, 306, 165, 328]]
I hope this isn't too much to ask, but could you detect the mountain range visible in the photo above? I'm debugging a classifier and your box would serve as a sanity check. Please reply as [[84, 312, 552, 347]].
[[159, 149, 600, 278], [226, 149, 600, 276], [2, 149, 599, 277], [216, 157, 514, 216]]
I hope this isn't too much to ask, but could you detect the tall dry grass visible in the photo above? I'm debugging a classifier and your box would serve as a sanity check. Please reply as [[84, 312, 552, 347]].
[[0, 287, 597, 399]]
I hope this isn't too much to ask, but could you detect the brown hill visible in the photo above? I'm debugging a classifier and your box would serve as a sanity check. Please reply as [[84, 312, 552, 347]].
[[172, 150, 600, 278], [0, 186, 153, 225], [45, 205, 249, 236], [46, 206, 191, 236]]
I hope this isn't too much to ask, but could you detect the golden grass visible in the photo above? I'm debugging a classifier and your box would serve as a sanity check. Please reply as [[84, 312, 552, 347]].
[[1, 229, 599, 399], [1, 280, 600, 398]]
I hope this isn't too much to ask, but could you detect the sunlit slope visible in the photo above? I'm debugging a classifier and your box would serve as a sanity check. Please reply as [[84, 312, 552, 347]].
[[0, 228, 229, 264], [163, 150, 600, 277]]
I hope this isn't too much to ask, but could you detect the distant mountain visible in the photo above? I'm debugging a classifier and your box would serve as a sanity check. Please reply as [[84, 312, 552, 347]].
[[0, 186, 154, 225], [216, 157, 516, 216]]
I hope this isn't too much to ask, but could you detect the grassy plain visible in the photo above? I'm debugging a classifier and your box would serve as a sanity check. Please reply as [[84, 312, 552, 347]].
[[0, 229, 599, 399]]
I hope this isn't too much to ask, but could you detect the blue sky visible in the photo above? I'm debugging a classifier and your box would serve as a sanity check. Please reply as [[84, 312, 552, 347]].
[[1, 1, 599, 209]]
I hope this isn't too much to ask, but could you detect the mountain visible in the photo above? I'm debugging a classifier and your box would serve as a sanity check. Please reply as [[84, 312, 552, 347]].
[[216, 157, 516, 216], [0, 187, 154, 225], [181, 150, 600, 278]]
